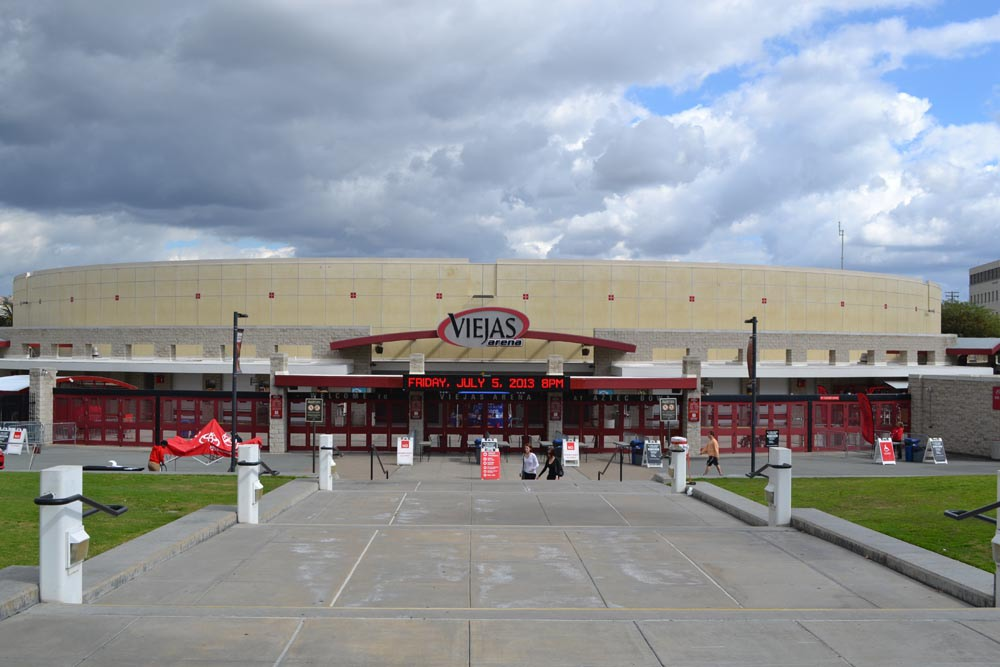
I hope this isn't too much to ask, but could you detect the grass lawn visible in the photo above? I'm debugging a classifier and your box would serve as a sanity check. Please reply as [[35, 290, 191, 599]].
[[0, 472, 292, 569], [705, 475, 998, 572]]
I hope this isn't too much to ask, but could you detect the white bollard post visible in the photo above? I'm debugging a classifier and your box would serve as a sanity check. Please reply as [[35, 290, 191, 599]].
[[766, 447, 792, 527], [669, 437, 688, 493], [319, 434, 335, 491], [237, 444, 262, 524], [39, 466, 89, 603], [993, 471, 1000, 606]]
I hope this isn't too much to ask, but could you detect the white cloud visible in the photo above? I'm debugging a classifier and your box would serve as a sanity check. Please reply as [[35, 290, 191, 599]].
[[0, 1, 997, 298]]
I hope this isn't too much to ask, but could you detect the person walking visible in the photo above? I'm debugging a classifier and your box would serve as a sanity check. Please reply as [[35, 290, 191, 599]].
[[700, 431, 723, 476], [537, 446, 564, 480], [521, 444, 539, 479]]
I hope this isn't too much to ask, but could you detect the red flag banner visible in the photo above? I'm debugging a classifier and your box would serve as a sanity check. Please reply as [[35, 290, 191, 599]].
[[857, 392, 875, 445], [746, 337, 755, 380], [235, 328, 244, 374]]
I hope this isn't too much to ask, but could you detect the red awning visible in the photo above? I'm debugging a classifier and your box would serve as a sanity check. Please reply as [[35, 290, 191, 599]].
[[569, 377, 697, 390], [274, 374, 404, 389]]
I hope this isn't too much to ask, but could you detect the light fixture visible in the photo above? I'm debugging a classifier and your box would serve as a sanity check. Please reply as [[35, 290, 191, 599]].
[[375, 345, 384, 354], [581, 347, 590, 357]]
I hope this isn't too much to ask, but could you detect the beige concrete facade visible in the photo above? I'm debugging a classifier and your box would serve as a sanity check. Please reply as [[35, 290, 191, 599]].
[[11, 258, 942, 366]]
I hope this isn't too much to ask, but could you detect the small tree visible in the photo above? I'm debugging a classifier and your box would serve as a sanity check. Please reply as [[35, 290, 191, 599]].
[[0, 297, 11, 327], [941, 300, 1000, 337]]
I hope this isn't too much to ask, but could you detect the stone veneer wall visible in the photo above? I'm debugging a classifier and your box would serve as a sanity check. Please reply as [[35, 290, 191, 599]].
[[909, 375, 1000, 458]]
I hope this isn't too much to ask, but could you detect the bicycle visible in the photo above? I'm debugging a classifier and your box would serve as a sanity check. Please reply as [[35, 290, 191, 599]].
[[737, 434, 767, 449]]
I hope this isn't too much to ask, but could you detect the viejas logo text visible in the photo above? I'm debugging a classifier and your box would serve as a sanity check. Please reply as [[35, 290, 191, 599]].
[[437, 307, 530, 348]]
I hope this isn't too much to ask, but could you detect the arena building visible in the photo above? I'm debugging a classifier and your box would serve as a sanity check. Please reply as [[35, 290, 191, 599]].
[[1, 258, 990, 456]]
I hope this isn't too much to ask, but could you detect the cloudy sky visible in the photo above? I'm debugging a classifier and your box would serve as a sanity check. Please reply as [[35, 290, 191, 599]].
[[2, 0, 998, 298]]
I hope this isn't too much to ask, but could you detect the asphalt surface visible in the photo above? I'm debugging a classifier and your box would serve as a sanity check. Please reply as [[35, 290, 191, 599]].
[[1, 446, 1000, 665]]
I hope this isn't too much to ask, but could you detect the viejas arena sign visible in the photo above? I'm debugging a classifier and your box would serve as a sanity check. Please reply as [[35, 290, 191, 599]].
[[437, 307, 529, 348]]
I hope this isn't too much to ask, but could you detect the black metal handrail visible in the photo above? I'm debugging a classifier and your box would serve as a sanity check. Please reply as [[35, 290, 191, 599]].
[[371, 444, 390, 480], [745, 462, 792, 480], [945, 501, 999, 526], [237, 459, 280, 476], [34, 493, 128, 519], [598, 445, 627, 481]]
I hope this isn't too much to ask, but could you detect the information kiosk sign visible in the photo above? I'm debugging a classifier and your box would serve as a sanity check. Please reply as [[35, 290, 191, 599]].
[[643, 439, 663, 468], [923, 437, 947, 464], [562, 438, 580, 467], [480, 441, 501, 480], [875, 437, 896, 465], [396, 436, 414, 466]]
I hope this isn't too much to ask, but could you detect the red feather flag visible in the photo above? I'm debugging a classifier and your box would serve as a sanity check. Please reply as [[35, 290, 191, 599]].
[[856, 392, 875, 445]]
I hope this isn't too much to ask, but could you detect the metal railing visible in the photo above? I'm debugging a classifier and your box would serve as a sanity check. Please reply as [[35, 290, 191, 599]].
[[371, 443, 390, 480], [0, 421, 78, 446], [597, 444, 627, 481]]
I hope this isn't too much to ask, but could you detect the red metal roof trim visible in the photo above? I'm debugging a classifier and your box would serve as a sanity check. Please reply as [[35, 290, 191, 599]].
[[526, 330, 636, 352], [57, 376, 139, 389], [329, 329, 636, 353], [947, 344, 1000, 356], [274, 374, 404, 388], [569, 377, 697, 390]]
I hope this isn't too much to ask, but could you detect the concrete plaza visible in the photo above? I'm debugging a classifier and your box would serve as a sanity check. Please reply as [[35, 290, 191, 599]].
[[1, 449, 1000, 665]]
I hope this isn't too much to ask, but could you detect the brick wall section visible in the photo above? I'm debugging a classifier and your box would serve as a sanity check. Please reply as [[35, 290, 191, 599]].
[[909, 375, 1000, 458], [29, 368, 56, 444], [595, 329, 955, 368], [0, 326, 370, 363]]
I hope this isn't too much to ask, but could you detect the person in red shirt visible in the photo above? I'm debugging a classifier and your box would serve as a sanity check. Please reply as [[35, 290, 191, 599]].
[[148, 441, 167, 472], [890, 422, 905, 459]]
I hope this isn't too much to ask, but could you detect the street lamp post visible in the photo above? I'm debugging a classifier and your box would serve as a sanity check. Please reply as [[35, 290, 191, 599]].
[[745, 316, 758, 476], [229, 311, 248, 472]]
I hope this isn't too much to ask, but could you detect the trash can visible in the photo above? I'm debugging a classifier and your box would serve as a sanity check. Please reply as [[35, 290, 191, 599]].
[[631, 439, 644, 465], [474, 438, 482, 464], [903, 437, 919, 462]]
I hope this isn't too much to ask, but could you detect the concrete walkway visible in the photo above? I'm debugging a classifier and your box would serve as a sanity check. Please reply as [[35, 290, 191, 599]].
[[1, 451, 1000, 665]]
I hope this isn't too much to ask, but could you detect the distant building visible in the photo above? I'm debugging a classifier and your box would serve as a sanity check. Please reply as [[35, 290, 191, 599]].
[[970, 259, 1000, 315]]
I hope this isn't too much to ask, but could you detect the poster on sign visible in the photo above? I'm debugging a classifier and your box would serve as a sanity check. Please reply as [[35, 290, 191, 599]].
[[923, 437, 947, 464], [480, 448, 501, 480], [875, 437, 896, 465], [562, 438, 580, 467], [4, 428, 25, 455], [396, 436, 414, 465], [643, 439, 664, 468]]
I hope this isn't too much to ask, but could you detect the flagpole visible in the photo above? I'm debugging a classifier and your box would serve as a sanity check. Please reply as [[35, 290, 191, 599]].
[[229, 311, 248, 473]]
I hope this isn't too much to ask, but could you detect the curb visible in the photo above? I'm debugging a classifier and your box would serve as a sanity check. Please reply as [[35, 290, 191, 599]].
[[0, 477, 319, 620], [690, 481, 995, 607]]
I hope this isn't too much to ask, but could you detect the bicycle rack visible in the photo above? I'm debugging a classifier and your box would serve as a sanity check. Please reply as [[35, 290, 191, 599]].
[[34, 493, 128, 518], [745, 462, 791, 479], [34, 466, 128, 603], [944, 501, 999, 526]]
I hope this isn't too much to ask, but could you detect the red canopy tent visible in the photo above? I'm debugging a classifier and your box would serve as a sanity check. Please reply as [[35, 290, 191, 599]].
[[164, 419, 262, 460]]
